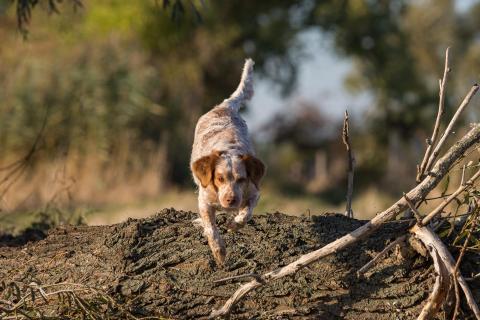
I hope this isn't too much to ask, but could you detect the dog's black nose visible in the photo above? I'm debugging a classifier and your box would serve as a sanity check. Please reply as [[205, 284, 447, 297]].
[[226, 197, 236, 205]]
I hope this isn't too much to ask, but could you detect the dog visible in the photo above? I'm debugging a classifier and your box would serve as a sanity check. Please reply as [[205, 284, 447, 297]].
[[190, 59, 265, 266]]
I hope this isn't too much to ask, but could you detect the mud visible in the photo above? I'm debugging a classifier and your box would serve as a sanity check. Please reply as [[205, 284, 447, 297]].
[[0, 208, 478, 319]]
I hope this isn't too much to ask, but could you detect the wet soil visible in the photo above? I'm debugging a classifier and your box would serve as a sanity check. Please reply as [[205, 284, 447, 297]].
[[0, 208, 478, 319]]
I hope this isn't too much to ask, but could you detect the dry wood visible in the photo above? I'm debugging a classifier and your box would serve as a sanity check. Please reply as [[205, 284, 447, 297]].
[[213, 273, 263, 284], [210, 124, 480, 318], [404, 193, 423, 224], [424, 84, 479, 175], [416, 248, 450, 320], [421, 167, 480, 226], [342, 110, 355, 218], [452, 210, 478, 320], [411, 224, 480, 320], [417, 47, 450, 182], [357, 235, 407, 277], [453, 275, 461, 320]]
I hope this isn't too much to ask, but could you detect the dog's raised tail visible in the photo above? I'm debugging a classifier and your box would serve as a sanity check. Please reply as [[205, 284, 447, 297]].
[[224, 58, 254, 111]]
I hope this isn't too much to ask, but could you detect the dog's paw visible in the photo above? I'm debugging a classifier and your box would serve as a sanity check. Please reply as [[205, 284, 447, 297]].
[[213, 250, 226, 267], [210, 243, 226, 267], [192, 217, 204, 228], [226, 220, 244, 232]]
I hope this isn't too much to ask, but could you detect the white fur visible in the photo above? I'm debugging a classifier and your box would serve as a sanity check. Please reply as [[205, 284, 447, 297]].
[[223, 59, 255, 112]]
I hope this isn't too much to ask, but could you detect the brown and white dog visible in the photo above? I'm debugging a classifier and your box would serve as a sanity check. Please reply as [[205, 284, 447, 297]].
[[190, 59, 265, 265]]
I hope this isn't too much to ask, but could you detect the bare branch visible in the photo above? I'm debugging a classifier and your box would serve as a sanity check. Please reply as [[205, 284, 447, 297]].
[[416, 248, 450, 320], [411, 225, 480, 319], [417, 47, 450, 182], [213, 273, 263, 284], [210, 124, 480, 318], [424, 84, 479, 175], [452, 209, 479, 320], [421, 167, 480, 226], [357, 235, 407, 277], [404, 193, 423, 224], [342, 110, 355, 218]]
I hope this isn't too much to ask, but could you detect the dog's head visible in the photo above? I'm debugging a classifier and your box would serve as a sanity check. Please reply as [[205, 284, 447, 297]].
[[192, 151, 265, 209]]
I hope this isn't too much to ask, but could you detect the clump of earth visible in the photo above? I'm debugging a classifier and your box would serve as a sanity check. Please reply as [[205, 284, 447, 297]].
[[1, 208, 478, 319]]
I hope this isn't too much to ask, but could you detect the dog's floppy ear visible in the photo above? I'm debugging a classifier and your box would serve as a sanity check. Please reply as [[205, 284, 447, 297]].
[[242, 155, 266, 188], [192, 152, 220, 188]]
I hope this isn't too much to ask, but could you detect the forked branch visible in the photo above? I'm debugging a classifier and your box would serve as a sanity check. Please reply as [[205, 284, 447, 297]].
[[417, 47, 450, 182], [423, 84, 479, 175], [210, 124, 480, 318], [411, 225, 480, 319]]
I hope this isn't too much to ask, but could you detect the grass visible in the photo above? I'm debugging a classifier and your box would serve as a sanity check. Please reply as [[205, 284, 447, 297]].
[[0, 187, 400, 232], [84, 186, 397, 226]]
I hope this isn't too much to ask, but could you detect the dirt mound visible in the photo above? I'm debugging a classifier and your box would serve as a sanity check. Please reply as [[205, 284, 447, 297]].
[[0, 209, 478, 319]]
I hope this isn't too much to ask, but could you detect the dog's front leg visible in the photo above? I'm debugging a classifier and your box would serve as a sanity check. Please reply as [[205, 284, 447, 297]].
[[198, 201, 226, 266], [228, 188, 259, 232]]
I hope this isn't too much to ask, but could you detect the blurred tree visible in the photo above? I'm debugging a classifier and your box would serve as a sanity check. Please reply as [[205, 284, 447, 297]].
[[135, 0, 311, 182], [2, 0, 480, 208], [0, 0, 313, 205], [8, 0, 205, 35]]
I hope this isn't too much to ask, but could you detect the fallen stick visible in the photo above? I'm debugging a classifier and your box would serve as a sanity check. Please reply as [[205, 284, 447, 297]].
[[411, 225, 480, 319], [452, 210, 479, 320], [357, 235, 407, 277], [213, 273, 263, 284], [416, 247, 450, 320], [210, 124, 480, 318]]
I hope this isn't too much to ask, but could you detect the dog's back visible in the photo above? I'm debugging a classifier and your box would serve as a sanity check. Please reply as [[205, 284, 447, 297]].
[[191, 105, 253, 163], [191, 59, 255, 166]]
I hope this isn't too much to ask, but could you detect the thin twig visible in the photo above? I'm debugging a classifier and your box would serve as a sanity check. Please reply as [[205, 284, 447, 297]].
[[213, 273, 263, 284], [342, 110, 355, 218], [210, 124, 480, 318], [357, 235, 407, 277], [404, 193, 423, 224], [0, 105, 50, 203], [452, 210, 479, 320], [422, 167, 480, 226], [424, 84, 479, 175], [0, 282, 141, 320], [425, 193, 453, 201], [453, 274, 461, 320], [417, 47, 450, 182]]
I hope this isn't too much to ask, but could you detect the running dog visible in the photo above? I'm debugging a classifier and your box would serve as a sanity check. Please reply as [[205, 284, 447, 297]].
[[190, 59, 265, 265]]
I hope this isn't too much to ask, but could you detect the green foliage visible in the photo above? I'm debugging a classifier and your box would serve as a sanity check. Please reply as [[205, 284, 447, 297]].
[[0, 39, 161, 156], [2, 0, 480, 209]]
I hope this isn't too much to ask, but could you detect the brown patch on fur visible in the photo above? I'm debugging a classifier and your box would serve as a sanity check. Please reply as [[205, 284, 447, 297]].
[[242, 155, 266, 188], [191, 152, 221, 188], [211, 107, 230, 118], [224, 130, 237, 145]]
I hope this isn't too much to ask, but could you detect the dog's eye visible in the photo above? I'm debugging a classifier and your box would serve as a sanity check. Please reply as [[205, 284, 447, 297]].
[[217, 176, 224, 183]]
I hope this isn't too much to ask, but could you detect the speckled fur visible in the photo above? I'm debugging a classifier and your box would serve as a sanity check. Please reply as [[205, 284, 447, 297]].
[[190, 59, 264, 265]]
